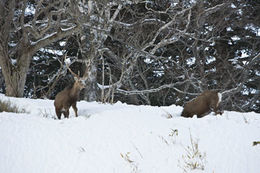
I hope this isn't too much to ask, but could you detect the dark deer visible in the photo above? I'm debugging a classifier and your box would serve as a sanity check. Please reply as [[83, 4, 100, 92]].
[[54, 61, 88, 119], [181, 90, 222, 118]]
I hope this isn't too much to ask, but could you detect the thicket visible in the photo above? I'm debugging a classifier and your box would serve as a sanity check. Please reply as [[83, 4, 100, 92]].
[[0, 0, 259, 112]]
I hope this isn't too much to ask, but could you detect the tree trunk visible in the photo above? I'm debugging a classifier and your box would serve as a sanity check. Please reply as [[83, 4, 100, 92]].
[[83, 59, 98, 101], [4, 71, 27, 97], [0, 54, 31, 97], [80, 28, 99, 102]]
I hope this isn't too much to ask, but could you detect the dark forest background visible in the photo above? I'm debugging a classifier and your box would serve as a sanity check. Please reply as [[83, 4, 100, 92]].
[[0, 0, 259, 112]]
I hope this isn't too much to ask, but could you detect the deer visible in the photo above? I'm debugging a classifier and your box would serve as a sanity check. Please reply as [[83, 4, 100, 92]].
[[181, 90, 223, 118], [54, 60, 88, 119]]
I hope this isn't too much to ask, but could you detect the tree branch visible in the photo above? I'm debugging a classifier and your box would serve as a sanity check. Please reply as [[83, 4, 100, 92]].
[[30, 25, 81, 55], [221, 53, 260, 97], [115, 81, 198, 96]]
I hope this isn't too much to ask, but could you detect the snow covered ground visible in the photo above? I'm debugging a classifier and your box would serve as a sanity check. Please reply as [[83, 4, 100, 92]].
[[0, 94, 260, 173]]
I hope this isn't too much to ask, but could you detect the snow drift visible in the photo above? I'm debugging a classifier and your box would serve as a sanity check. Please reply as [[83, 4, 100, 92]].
[[0, 94, 259, 173]]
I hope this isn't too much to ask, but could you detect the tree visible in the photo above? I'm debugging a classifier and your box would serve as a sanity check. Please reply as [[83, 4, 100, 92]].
[[1, 0, 259, 113], [0, 0, 81, 97], [97, 0, 259, 112]]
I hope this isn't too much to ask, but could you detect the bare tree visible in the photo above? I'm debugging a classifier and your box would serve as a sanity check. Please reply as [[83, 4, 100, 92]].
[[1, 0, 258, 113], [0, 0, 81, 97], [98, 1, 230, 102], [95, 0, 259, 112]]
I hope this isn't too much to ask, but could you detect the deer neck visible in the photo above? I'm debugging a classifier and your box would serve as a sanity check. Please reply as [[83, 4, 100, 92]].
[[70, 84, 81, 98]]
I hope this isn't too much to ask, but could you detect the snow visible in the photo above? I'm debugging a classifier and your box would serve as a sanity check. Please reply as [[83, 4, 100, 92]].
[[31, 32, 57, 45], [231, 35, 241, 41], [10, 58, 17, 66], [0, 94, 260, 173], [25, 5, 35, 16], [64, 58, 71, 65]]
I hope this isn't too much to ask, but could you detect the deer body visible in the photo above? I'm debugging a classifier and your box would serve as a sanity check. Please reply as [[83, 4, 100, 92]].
[[181, 90, 222, 118], [54, 78, 86, 119], [54, 57, 88, 119]]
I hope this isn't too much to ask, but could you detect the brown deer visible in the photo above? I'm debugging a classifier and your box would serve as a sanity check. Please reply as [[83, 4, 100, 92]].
[[181, 90, 222, 118], [54, 62, 88, 119]]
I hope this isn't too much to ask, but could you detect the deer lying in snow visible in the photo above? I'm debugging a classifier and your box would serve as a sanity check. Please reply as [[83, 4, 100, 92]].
[[54, 61, 88, 119], [181, 90, 222, 118]]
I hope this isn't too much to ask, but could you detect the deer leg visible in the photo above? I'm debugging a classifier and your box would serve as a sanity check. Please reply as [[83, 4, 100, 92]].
[[55, 108, 62, 120], [181, 109, 192, 118], [214, 107, 223, 115], [72, 103, 78, 117], [211, 104, 222, 115], [64, 109, 69, 118], [209, 101, 218, 115]]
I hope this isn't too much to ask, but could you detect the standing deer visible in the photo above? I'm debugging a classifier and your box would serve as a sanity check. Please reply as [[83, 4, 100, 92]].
[[181, 90, 222, 118], [54, 61, 88, 119]]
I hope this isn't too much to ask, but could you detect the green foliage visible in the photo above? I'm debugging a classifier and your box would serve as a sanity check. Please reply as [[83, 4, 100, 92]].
[[0, 100, 27, 113]]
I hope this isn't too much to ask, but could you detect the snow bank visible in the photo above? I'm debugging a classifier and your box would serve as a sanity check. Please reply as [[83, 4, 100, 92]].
[[0, 94, 259, 173]]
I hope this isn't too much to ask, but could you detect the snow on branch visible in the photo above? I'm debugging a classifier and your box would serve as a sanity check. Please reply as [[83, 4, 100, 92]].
[[203, 3, 229, 17], [221, 53, 260, 97], [143, 7, 192, 53], [114, 81, 198, 96], [30, 25, 81, 55], [113, 18, 166, 29]]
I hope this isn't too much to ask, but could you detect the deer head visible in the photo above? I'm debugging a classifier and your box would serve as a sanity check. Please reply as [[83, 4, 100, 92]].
[[65, 61, 87, 91]]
